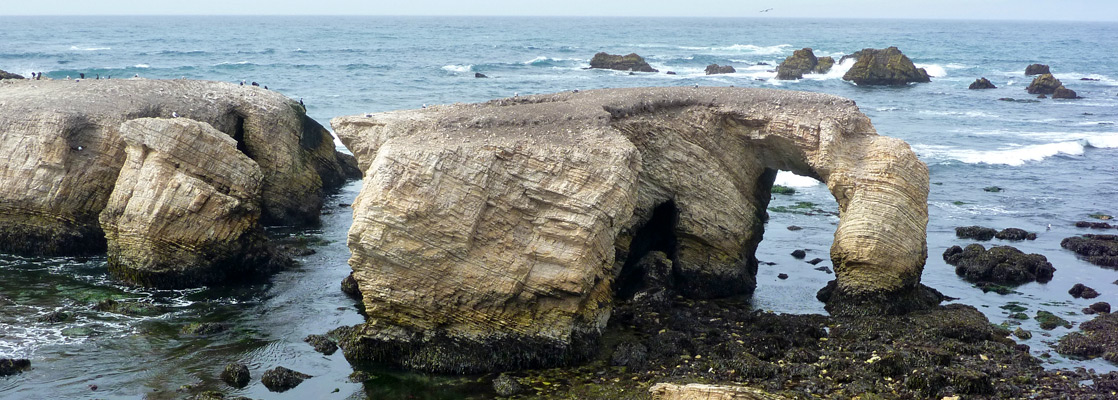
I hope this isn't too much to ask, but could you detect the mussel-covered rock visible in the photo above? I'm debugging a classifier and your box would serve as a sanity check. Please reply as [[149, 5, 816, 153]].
[[943, 244, 1055, 285]]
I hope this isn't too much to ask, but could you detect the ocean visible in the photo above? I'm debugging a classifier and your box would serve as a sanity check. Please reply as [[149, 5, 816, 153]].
[[1, 16, 1117, 399]]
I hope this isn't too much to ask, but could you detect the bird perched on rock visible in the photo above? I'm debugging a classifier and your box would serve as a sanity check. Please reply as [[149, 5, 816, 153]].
[[251, 82, 259, 87], [172, 112, 179, 118]]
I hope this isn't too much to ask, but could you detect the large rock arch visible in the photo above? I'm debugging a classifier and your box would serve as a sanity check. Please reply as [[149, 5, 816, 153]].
[[332, 87, 933, 373]]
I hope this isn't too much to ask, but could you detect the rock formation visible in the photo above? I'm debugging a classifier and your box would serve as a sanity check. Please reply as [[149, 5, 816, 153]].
[[1057, 312, 1118, 362], [969, 77, 997, 89], [841, 47, 930, 86], [775, 48, 833, 80], [956, 226, 996, 241], [705, 64, 736, 75], [0, 69, 25, 80], [0, 79, 351, 257], [332, 87, 932, 373], [942, 244, 1055, 285], [650, 383, 788, 400], [1026, 73, 1063, 94], [589, 52, 658, 72], [1053, 86, 1079, 99], [1061, 234, 1118, 268], [995, 227, 1036, 241], [98, 118, 286, 288], [1025, 63, 1051, 76]]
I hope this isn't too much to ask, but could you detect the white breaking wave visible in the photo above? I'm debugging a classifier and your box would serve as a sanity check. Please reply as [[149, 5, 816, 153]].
[[914, 141, 1093, 166], [774, 171, 821, 187], [919, 110, 999, 118], [802, 58, 855, 81], [441, 64, 472, 72], [680, 44, 792, 55], [133, 64, 150, 69], [915, 63, 947, 78], [70, 45, 110, 51]]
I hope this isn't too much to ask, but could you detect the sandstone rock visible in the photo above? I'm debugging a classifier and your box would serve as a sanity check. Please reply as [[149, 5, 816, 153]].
[[332, 87, 932, 372], [1053, 86, 1079, 99], [943, 244, 1055, 285], [1025, 63, 1051, 76], [650, 382, 789, 400], [1061, 234, 1118, 268], [0, 79, 349, 257], [98, 118, 285, 288], [589, 52, 658, 72], [260, 366, 311, 392], [705, 64, 736, 75], [969, 77, 997, 89], [0, 69, 25, 80], [776, 48, 823, 80], [841, 47, 930, 86], [1026, 73, 1063, 94]]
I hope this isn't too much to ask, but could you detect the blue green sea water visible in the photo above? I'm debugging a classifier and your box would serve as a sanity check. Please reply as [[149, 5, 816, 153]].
[[1, 16, 1117, 399]]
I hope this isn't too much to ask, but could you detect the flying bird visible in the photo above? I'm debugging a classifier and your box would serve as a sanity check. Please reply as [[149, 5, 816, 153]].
[[760, 8, 774, 13]]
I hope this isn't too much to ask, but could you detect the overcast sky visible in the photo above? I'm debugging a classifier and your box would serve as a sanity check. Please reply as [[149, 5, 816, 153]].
[[2, 0, 1115, 21]]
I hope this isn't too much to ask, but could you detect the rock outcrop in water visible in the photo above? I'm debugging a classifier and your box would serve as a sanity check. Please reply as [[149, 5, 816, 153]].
[[775, 48, 833, 80], [969, 77, 997, 89], [1061, 234, 1118, 268], [98, 118, 286, 288], [331, 87, 933, 372], [0, 79, 351, 259], [589, 52, 658, 72], [704, 64, 736, 75], [1025, 63, 1051, 76], [942, 244, 1055, 285], [1026, 73, 1064, 94], [841, 47, 930, 86]]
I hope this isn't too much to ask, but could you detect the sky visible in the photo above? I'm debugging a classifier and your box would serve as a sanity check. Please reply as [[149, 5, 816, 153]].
[[2, 0, 1116, 21]]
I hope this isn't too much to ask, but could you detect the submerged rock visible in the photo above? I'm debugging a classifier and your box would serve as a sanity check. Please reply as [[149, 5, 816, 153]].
[[37, 310, 70, 323], [261, 366, 311, 392], [1026, 73, 1063, 94], [0, 359, 31, 376], [181, 322, 229, 336], [995, 228, 1037, 241], [1025, 63, 1051, 76], [589, 52, 658, 72], [704, 64, 736, 75], [303, 334, 338, 355], [1057, 312, 1118, 362], [943, 244, 1055, 285], [775, 48, 831, 80], [1061, 234, 1118, 268], [331, 87, 933, 372], [219, 363, 250, 388], [969, 77, 997, 89], [492, 373, 524, 396], [99, 118, 287, 288], [841, 47, 930, 85], [1069, 283, 1100, 299], [955, 226, 997, 241], [0, 79, 351, 259], [1036, 310, 1072, 330], [1075, 221, 1113, 229], [92, 299, 164, 316]]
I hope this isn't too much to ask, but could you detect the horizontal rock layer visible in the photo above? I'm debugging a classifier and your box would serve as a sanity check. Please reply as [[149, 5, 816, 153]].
[[332, 87, 930, 372], [0, 79, 349, 256]]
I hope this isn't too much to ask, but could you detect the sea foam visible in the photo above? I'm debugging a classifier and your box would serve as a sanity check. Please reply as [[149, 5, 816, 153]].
[[441, 64, 473, 73]]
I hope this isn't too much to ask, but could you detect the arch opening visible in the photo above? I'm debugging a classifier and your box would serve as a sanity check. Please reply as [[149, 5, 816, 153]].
[[614, 200, 680, 301]]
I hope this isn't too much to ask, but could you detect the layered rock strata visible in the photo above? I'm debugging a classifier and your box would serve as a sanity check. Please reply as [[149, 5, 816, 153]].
[[98, 118, 284, 287], [332, 87, 931, 372], [0, 79, 350, 257]]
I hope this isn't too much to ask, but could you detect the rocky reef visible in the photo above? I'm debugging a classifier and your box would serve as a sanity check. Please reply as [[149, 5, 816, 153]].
[[841, 47, 930, 86], [0, 79, 352, 285], [1057, 312, 1118, 363], [943, 244, 1055, 286], [775, 48, 833, 80], [1061, 234, 1118, 268], [969, 77, 997, 89], [704, 64, 735, 75], [332, 87, 932, 373], [589, 52, 658, 73]]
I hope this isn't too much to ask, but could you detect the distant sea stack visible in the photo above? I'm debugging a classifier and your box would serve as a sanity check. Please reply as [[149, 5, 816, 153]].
[[841, 47, 930, 85], [1025, 63, 1051, 76], [589, 52, 658, 72], [331, 87, 934, 373], [0, 79, 354, 286], [969, 77, 997, 89], [704, 64, 736, 75], [776, 48, 834, 80]]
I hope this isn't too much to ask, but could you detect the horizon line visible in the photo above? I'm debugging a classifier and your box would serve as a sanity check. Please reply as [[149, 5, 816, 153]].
[[0, 14, 1115, 22]]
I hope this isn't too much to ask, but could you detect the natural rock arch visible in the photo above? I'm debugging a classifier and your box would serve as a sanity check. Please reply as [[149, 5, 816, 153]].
[[332, 87, 934, 373]]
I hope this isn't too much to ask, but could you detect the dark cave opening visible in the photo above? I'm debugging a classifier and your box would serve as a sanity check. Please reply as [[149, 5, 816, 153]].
[[615, 200, 680, 300], [232, 114, 251, 158]]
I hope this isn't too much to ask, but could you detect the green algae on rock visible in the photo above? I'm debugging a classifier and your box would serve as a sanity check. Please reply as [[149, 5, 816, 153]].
[[775, 48, 832, 80], [1057, 312, 1118, 362], [1061, 234, 1118, 268]]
